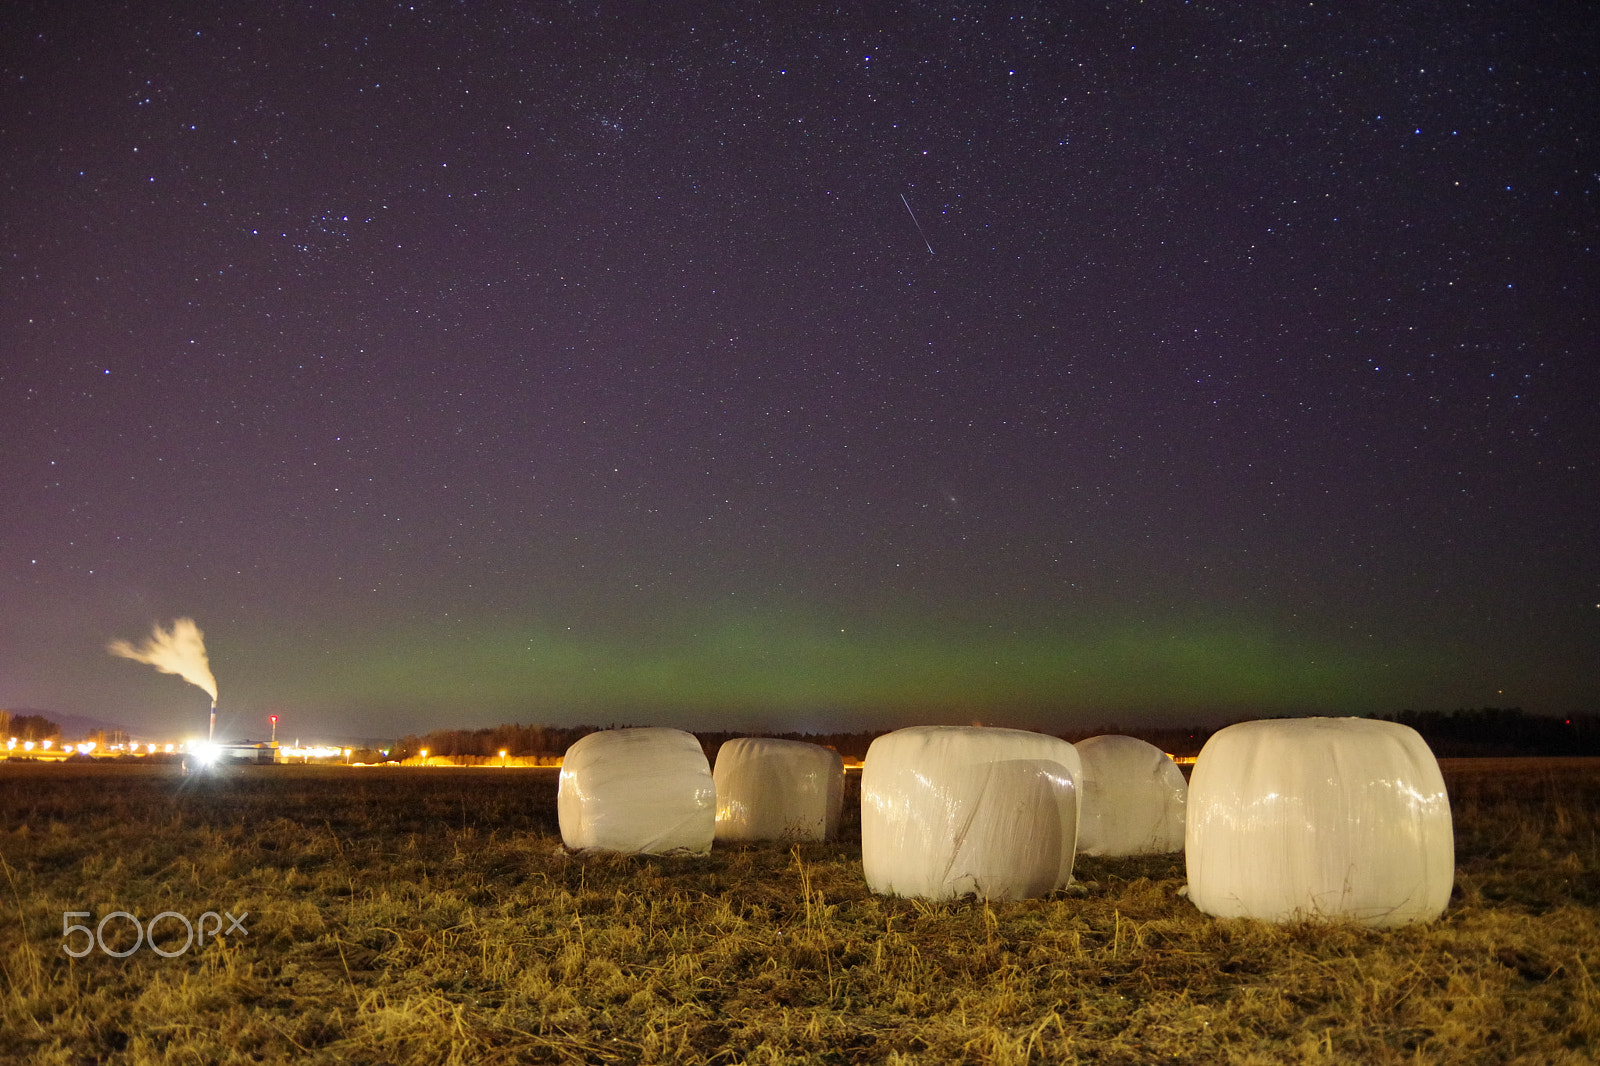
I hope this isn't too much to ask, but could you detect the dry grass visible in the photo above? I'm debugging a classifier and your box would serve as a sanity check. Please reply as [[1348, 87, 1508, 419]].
[[2, 758, 1597, 1064]]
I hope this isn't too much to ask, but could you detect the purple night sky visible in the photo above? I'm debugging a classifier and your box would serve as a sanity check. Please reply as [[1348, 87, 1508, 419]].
[[3, 2, 1596, 742]]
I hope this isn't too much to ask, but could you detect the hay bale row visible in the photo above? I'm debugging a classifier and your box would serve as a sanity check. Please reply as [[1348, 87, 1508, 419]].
[[556, 718, 1453, 926]]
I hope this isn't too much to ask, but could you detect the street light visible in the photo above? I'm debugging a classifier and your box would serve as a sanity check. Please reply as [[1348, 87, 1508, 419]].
[[420, 748, 429, 766], [500, 749, 508, 767]]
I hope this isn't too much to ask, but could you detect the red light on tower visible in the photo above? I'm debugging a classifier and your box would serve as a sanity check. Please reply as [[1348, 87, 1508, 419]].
[[269, 715, 279, 743]]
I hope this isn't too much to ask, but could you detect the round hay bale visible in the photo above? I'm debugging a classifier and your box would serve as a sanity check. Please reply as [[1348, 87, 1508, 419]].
[[1185, 717, 1453, 926], [557, 727, 715, 855], [1075, 734, 1187, 856], [713, 737, 844, 843], [861, 725, 1080, 901]]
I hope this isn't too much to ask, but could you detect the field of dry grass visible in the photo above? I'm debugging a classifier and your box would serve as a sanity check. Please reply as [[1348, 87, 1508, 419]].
[[1, 756, 1596, 1064]]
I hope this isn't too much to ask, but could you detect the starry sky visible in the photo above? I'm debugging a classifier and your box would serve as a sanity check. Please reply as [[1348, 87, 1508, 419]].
[[3, 2, 1596, 743]]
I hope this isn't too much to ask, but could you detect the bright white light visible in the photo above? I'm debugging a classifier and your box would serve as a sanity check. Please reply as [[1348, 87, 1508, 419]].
[[192, 742, 221, 766], [280, 744, 345, 759]]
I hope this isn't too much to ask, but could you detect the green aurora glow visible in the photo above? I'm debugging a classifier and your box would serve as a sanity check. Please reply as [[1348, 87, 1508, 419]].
[[241, 606, 1446, 732]]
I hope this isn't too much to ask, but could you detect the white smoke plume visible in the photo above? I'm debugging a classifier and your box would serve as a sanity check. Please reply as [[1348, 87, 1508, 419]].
[[108, 617, 219, 702]]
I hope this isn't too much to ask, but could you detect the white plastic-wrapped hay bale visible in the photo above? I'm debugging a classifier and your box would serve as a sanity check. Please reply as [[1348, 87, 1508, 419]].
[[557, 727, 715, 855], [713, 737, 844, 843], [861, 725, 1081, 901], [1075, 734, 1188, 856], [1186, 717, 1453, 927]]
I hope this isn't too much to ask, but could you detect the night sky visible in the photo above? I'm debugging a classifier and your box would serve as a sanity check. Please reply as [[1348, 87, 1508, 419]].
[[4, 2, 1596, 743]]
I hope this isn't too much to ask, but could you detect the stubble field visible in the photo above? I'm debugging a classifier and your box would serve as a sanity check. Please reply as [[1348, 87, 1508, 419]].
[[1, 756, 1596, 1064]]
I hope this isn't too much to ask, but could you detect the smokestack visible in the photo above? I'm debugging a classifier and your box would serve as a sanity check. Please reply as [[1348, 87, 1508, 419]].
[[108, 619, 221, 745]]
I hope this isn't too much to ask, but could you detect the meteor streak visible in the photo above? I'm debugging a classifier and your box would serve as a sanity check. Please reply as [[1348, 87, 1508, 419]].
[[900, 193, 935, 255]]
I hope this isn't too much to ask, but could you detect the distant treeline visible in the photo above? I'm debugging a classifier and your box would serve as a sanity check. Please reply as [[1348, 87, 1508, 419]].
[[1378, 708, 1600, 758], [390, 709, 1598, 763], [392, 725, 891, 763], [394, 723, 597, 761], [1, 713, 61, 741], [393, 722, 1228, 762]]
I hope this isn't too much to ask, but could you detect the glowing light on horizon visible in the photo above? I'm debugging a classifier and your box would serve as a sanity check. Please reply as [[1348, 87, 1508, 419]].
[[281, 744, 346, 759]]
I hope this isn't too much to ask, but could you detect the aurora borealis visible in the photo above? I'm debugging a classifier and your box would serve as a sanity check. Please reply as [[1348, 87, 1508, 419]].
[[3, 2, 1595, 740]]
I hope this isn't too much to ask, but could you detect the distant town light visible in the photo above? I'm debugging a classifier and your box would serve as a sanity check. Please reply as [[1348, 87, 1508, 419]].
[[280, 744, 344, 759]]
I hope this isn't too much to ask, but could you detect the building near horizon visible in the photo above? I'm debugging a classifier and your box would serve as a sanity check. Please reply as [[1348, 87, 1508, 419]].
[[214, 741, 281, 765]]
